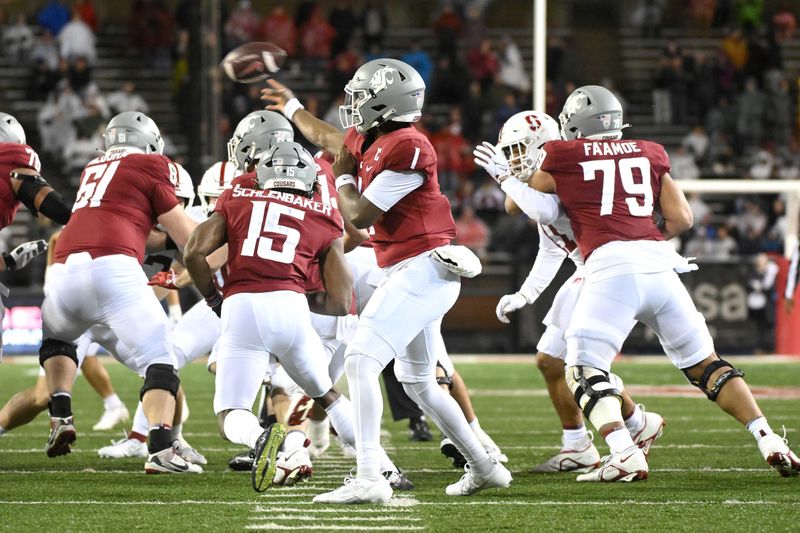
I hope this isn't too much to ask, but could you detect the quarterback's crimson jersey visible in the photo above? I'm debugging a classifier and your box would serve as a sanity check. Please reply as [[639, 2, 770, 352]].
[[540, 139, 668, 259], [344, 126, 455, 267], [55, 150, 180, 263], [0, 143, 41, 230], [214, 174, 343, 299]]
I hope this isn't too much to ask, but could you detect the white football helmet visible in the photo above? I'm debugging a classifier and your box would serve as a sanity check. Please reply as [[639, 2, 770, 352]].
[[0, 112, 26, 144], [497, 111, 561, 181], [172, 162, 195, 207], [198, 161, 240, 213]]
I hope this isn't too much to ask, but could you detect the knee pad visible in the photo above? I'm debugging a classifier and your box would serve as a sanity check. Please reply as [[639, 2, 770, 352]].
[[566, 365, 622, 426], [682, 358, 744, 402], [435, 362, 453, 390], [39, 338, 78, 367], [140, 363, 180, 400]]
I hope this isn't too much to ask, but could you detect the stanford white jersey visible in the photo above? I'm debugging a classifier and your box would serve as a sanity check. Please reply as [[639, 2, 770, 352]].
[[540, 213, 583, 267]]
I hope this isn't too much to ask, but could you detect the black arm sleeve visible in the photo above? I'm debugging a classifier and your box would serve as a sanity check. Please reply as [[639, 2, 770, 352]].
[[12, 171, 49, 216], [38, 191, 72, 225]]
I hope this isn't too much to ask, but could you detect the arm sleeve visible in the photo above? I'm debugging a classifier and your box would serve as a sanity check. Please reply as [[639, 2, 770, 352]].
[[362, 170, 425, 212], [501, 178, 562, 225], [517, 225, 567, 303], [786, 247, 799, 299]]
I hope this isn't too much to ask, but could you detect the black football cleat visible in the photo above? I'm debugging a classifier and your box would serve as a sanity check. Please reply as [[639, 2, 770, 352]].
[[229, 449, 255, 471], [408, 416, 432, 442], [440, 437, 467, 469], [46, 417, 76, 458]]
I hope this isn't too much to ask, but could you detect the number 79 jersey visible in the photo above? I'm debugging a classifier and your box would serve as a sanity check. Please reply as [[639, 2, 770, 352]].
[[539, 139, 668, 260], [214, 175, 344, 299], [55, 150, 180, 263]]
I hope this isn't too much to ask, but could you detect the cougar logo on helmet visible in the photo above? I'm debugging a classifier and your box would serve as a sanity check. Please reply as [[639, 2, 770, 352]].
[[369, 66, 396, 93]]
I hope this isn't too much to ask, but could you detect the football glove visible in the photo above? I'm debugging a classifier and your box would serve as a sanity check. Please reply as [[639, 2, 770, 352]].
[[495, 292, 530, 324], [473, 142, 510, 184], [2, 239, 46, 271], [205, 292, 223, 317], [148, 269, 179, 290]]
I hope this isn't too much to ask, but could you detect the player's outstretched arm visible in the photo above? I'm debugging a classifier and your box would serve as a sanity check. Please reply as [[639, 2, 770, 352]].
[[10, 168, 71, 225], [261, 79, 344, 155], [657, 173, 693, 239], [184, 213, 227, 311], [156, 204, 198, 250], [311, 237, 353, 316]]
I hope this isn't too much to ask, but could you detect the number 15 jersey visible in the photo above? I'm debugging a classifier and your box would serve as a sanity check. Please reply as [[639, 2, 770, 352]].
[[214, 175, 344, 299], [55, 150, 180, 263], [540, 139, 669, 260]]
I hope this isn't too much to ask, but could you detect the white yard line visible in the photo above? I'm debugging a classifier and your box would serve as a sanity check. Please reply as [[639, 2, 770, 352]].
[[245, 525, 424, 531], [252, 515, 422, 522]]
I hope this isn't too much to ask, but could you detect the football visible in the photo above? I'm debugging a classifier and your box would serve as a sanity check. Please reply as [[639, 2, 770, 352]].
[[220, 41, 287, 83]]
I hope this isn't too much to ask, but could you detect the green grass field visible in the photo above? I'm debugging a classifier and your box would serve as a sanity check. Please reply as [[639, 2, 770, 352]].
[[1, 358, 799, 532]]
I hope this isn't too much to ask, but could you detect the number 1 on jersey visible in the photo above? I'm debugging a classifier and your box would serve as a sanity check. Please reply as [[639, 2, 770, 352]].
[[580, 156, 653, 217], [241, 201, 305, 263]]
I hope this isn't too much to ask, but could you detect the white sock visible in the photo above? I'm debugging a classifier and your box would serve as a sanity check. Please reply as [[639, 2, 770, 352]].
[[103, 393, 123, 410], [284, 429, 307, 450], [223, 409, 264, 449], [562, 426, 588, 447], [132, 402, 149, 436], [605, 427, 636, 454], [0, 426, 7, 437], [324, 395, 356, 448], [344, 353, 385, 482], [308, 418, 329, 448], [468, 418, 482, 433], [624, 405, 645, 436], [405, 379, 493, 476], [171, 423, 183, 441], [746, 416, 774, 442]]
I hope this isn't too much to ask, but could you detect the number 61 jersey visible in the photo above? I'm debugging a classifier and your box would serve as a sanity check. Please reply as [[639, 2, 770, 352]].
[[55, 150, 180, 263], [213, 175, 343, 299], [539, 139, 669, 260]]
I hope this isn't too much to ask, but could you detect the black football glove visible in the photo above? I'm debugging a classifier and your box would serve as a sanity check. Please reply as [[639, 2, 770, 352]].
[[205, 291, 223, 317], [3, 239, 47, 271]]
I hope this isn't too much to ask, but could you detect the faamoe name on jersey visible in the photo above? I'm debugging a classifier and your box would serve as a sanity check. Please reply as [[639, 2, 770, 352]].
[[231, 183, 332, 215], [582, 141, 642, 157]]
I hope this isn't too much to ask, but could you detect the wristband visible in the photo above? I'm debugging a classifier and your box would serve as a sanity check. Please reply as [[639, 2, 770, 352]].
[[335, 174, 357, 191], [205, 291, 223, 307], [283, 98, 305, 121]]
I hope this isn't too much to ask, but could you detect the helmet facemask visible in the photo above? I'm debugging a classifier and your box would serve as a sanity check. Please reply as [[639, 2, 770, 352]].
[[500, 139, 534, 181], [339, 82, 371, 131]]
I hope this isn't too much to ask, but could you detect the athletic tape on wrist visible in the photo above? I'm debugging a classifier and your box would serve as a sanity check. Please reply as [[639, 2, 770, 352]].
[[283, 98, 304, 121]]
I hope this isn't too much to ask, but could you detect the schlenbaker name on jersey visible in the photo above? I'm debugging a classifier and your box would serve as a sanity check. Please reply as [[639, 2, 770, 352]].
[[232, 183, 332, 215], [582, 141, 642, 157]]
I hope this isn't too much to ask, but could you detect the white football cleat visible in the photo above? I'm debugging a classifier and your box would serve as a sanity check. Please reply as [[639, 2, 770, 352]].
[[631, 404, 665, 457], [92, 405, 130, 431], [98, 432, 148, 459], [530, 433, 601, 473], [144, 445, 203, 474], [274, 444, 313, 486], [445, 460, 512, 496], [576, 445, 648, 482], [174, 438, 208, 466], [313, 476, 392, 504], [758, 432, 800, 477]]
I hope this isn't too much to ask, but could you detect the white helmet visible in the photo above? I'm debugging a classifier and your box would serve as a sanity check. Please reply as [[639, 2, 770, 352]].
[[172, 162, 195, 206], [0, 112, 26, 144], [198, 161, 241, 212], [497, 111, 561, 181]]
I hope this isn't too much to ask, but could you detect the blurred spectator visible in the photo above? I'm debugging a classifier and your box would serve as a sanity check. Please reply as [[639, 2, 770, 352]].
[[630, 0, 666, 37], [361, 0, 387, 50], [430, 55, 469, 106], [430, 109, 471, 191], [652, 57, 673, 125], [734, 78, 764, 153], [37, 0, 70, 36], [494, 92, 521, 134], [687, 192, 711, 224], [66, 56, 92, 95], [682, 126, 709, 162], [224, 0, 261, 49], [734, 199, 767, 237], [107, 82, 149, 114], [433, 4, 462, 60], [498, 37, 529, 94], [689, 0, 715, 33], [28, 33, 61, 100], [747, 253, 777, 351], [670, 146, 700, 180], [300, 6, 336, 59], [721, 28, 747, 71], [260, 6, 296, 56], [743, 32, 768, 85], [462, 4, 487, 51], [688, 52, 715, 120], [472, 178, 506, 226], [546, 36, 565, 82], [328, 43, 360, 96], [74, 0, 98, 33], [461, 81, 485, 141], [455, 206, 490, 260], [707, 225, 738, 258], [772, 10, 796, 42], [59, 10, 96, 64], [3, 14, 34, 63], [712, 49, 737, 98], [748, 149, 774, 179], [736, 0, 763, 32], [467, 38, 499, 91], [400, 41, 433, 87], [766, 78, 792, 156], [329, 0, 357, 57], [668, 56, 689, 125]]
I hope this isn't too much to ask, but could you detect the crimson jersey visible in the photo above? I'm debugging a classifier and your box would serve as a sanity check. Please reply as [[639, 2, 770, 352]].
[[214, 174, 343, 299], [540, 139, 669, 259], [55, 150, 180, 263], [0, 143, 42, 230], [305, 156, 339, 293], [344, 127, 455, 267]]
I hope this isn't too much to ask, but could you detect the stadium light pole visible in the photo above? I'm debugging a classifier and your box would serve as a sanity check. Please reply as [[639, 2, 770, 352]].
[[532, 0, 547, 111]]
